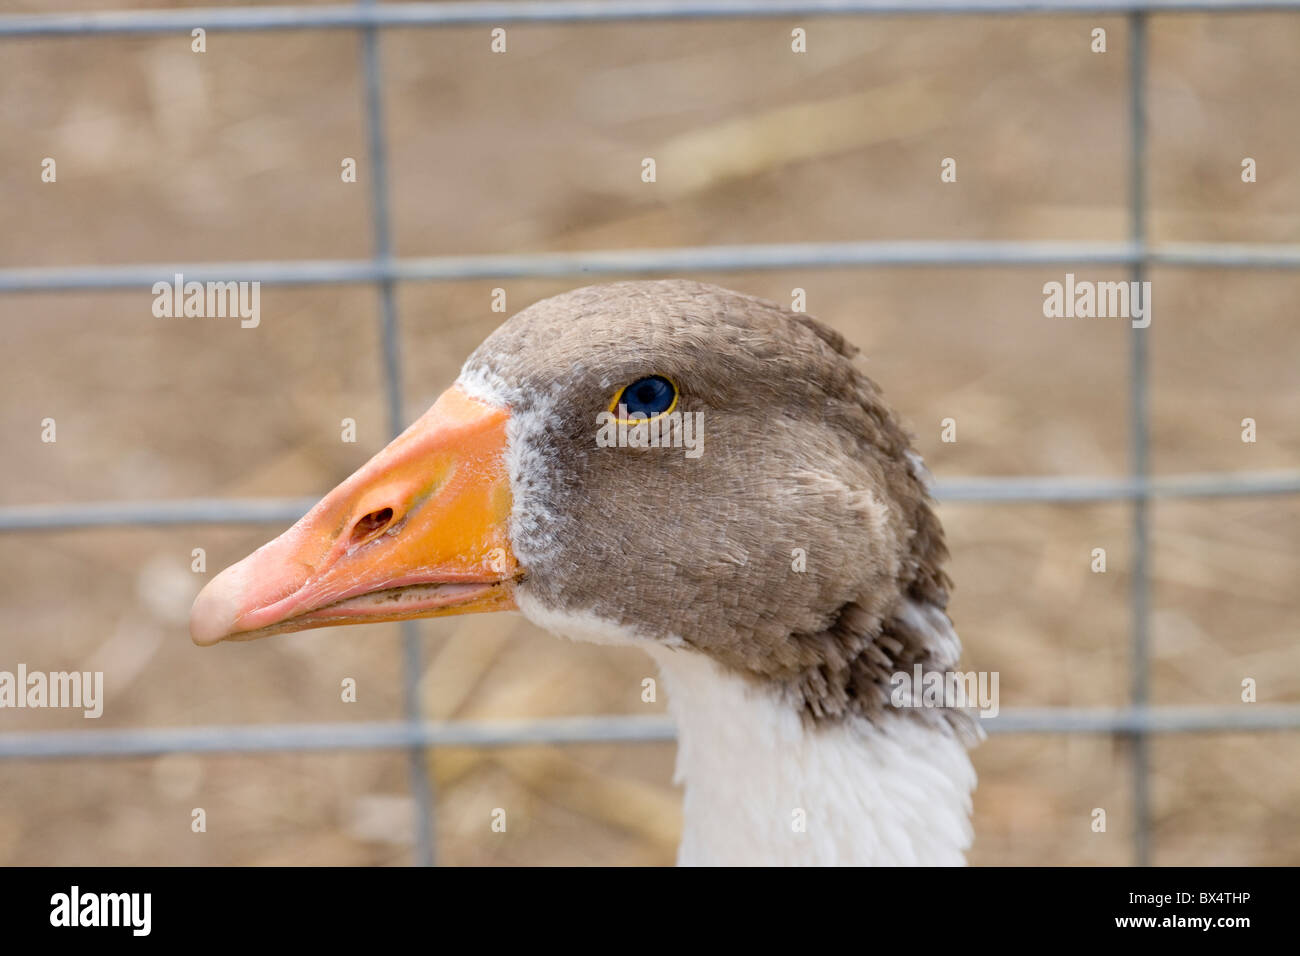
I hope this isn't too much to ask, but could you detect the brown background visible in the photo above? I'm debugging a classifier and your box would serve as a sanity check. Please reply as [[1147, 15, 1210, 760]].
[[1, 0, 1297, 865]]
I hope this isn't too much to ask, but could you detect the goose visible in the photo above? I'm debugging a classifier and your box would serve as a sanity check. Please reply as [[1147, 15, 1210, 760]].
[[190, 279, 979, 866]]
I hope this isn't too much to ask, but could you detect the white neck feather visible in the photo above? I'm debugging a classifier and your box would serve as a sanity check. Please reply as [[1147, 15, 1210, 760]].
[[646, 646, 977, 866], [514, 597, 977, 866]]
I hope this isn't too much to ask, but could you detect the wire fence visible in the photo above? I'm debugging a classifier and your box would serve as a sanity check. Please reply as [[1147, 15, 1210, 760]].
[[3, 0, 1300, 868]]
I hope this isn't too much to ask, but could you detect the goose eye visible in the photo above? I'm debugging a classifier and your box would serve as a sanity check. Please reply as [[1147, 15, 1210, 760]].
[[613, 375, 677, 417]]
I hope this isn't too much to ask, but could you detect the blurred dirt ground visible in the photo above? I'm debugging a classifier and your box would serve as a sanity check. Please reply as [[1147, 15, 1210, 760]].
[[1, 3, 1297, 865]]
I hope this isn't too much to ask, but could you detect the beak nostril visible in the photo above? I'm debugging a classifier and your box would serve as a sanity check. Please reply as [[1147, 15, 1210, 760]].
[[350, 507, 395, 547]]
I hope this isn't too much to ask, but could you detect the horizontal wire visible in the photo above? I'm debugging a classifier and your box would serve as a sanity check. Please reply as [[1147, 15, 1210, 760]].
[[0, 497, 322, 531], [5, 240, 1300, 293], [4, 0, 1300, 38], [1, 708, 1298, 760], [1, 472, 1297, 532]]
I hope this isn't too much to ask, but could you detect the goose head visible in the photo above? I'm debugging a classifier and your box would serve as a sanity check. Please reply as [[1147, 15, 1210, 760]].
[[191, 279, 976, 864]]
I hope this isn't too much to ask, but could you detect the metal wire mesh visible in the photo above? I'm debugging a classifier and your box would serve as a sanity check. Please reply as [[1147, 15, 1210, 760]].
[[3, 0, 1300, 867]]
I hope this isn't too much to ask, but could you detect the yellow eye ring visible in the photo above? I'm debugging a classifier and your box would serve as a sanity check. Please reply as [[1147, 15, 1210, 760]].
[[607, 375, 679, 423]]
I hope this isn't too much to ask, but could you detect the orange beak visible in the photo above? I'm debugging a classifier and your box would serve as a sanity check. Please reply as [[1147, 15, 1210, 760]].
[[189, 385, 518, 646]]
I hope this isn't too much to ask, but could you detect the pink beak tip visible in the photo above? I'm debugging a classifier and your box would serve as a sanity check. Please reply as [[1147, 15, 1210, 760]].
[[189, 565, 244, 646]]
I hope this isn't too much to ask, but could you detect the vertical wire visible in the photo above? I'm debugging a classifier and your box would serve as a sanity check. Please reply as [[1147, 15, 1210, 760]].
[[1127, 10, 1151, 868], [358, 0, 436, 867]]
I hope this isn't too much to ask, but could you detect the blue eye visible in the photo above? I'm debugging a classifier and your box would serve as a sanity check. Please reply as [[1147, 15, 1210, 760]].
[[614, 375, 677, 418]]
